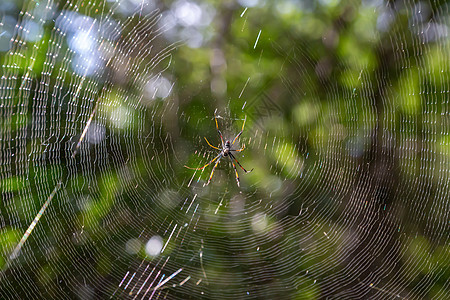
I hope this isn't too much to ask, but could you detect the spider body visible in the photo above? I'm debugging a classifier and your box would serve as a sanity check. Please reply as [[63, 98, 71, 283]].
[[223, 141, 231, 156], [185, 115, 253, 187]]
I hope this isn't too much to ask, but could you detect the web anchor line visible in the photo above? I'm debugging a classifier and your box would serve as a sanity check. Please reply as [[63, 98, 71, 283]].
[[71, 39, 120, 158], [8, 181, 62, 263]]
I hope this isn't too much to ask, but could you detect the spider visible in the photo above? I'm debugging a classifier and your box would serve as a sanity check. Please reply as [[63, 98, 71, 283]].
[[185, 115, 253, 187]]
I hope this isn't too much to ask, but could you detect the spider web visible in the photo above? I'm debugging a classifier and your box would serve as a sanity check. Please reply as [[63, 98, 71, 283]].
[[0, 0, 449, 299]]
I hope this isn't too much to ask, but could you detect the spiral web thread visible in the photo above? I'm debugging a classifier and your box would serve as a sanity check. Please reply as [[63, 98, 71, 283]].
[[0, 0, 449, 299]]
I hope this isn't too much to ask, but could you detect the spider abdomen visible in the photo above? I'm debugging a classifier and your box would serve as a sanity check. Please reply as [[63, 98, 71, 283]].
[[224, 140, 231, 156]]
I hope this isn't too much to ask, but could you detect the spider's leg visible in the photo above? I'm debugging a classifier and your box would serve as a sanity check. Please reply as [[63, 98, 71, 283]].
[[214, 115, 225, 147], [231, 116, 246, 145], [230, 153, 253, 173], [231, 144, 245, 152], [229, 156, 240, 187], [204, 137, 221, 150], [184, 154, 221, 170], [206, 155, 222, 186]]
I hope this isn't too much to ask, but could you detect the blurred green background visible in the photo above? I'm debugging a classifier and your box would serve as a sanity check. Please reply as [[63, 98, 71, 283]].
[[0, 0, 449, 299]]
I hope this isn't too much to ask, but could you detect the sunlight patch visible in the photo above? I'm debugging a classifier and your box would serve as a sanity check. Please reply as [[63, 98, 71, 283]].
[[145, 236, 163, 257]]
